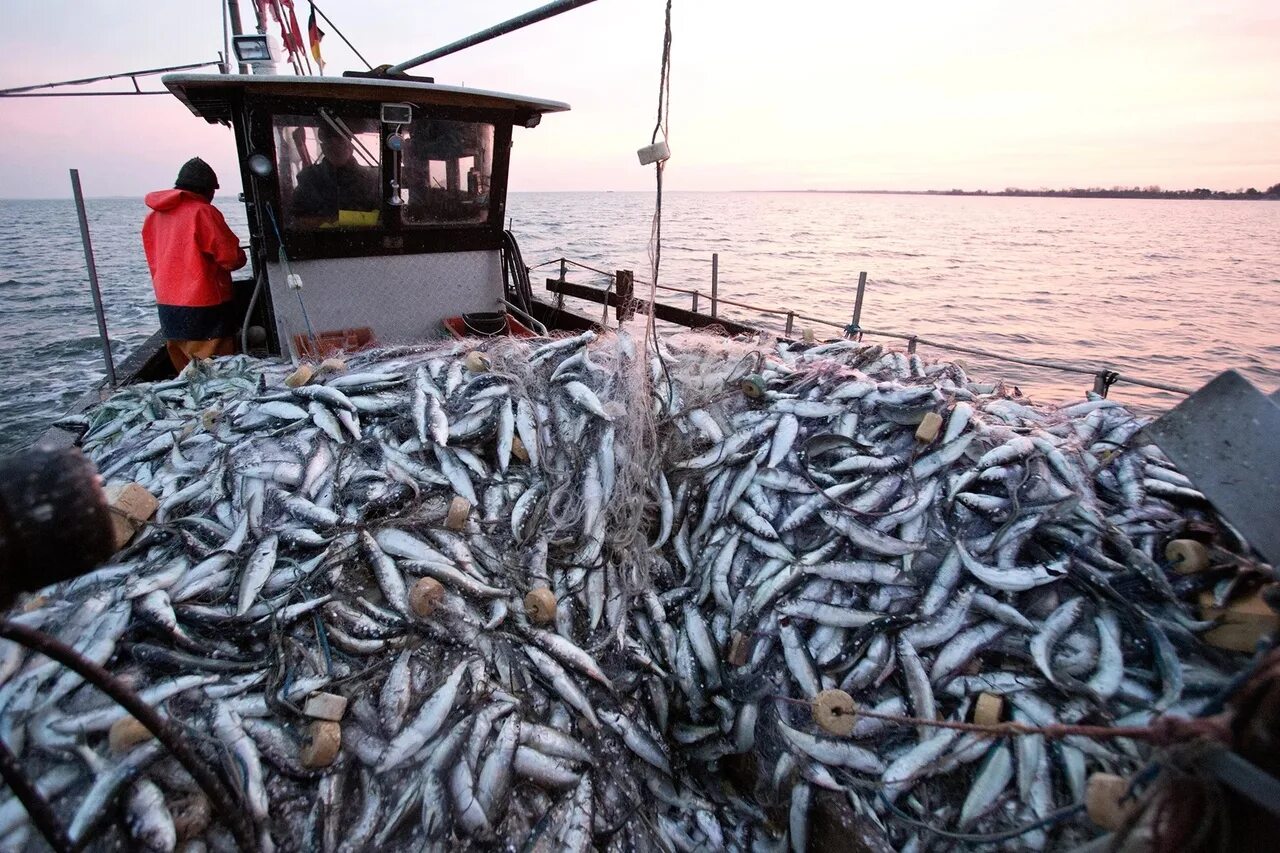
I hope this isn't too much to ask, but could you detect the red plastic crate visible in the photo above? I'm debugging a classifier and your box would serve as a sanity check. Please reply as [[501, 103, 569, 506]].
[[293, 327, 376, 359]]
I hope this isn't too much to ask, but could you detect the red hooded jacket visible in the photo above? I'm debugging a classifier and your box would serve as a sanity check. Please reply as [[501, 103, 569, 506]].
[[142, 189, 247, 339]]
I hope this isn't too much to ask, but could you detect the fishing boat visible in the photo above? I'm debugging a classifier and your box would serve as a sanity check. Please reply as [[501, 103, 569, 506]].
[[4, 4, 1275, 852], [82, 69, 576, 387], [44, 64, 766, 441], [40, 0, 769, 410]]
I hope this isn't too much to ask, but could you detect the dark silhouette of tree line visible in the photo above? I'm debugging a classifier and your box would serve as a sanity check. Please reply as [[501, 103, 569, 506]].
[[923, 183, 1280, 200]]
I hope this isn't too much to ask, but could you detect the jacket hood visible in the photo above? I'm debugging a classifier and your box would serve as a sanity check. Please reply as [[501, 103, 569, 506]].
[[145, 189, 206, 212]]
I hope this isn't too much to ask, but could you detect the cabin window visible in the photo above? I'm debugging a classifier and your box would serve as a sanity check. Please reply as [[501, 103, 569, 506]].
[[400, 118, 495, 226], [273, 113, 382, 230]]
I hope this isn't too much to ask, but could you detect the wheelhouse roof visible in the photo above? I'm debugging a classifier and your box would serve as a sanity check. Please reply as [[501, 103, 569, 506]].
[[163, 73, 570, 124]]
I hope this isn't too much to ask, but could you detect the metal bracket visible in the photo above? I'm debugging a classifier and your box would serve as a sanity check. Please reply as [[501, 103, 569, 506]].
[[1142, 370, 1280, 565], [1093, 369, 1120, 398]]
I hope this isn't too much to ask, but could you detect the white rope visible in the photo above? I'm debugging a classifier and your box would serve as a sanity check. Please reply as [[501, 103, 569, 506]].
[[644, 0, 673, 352]]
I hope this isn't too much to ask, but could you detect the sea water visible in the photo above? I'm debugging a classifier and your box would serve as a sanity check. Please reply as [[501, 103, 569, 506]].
[[0, 191, 1276, 452]]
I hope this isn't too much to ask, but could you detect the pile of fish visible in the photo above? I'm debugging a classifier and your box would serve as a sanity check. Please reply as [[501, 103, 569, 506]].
[[650, 334, 1245, 850], [0, 330, 1249, 852], [8, 335, 763, 852]]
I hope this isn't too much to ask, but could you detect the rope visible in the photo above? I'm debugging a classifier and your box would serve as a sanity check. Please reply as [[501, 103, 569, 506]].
[[644, 0, 673, 355], [309, 1, 374, 71], [772, 696, 1232, 746], [0, 739, 71, 851], [264, 204, 319, 352], [541, 255, 1195, 395], [855, 327, 1195, 395], [877, 792, 1087, 844]]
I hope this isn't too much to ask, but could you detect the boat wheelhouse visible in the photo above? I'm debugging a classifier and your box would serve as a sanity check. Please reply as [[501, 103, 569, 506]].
[[163, 71, 571, 362]]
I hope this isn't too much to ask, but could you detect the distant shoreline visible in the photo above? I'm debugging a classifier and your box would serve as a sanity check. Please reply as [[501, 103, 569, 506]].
[[779, 188, 1280, 201]]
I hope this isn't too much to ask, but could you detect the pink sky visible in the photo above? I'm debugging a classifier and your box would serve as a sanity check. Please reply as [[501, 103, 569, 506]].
[[1, 0, 1277, 197]]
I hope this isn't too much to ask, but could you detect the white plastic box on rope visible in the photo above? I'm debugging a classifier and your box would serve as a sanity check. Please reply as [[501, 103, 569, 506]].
[[637, 139, 671, 166]]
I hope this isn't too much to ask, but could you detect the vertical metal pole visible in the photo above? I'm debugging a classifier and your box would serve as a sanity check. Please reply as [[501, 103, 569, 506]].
[[1093, 372, 1109, 398], [600, 277, 612, 330], [691, 292, 699, 313], [615, 270, 634, 322], [70, 170, 116, 387], [556, 258, 566, 310], [849, 271, 868, 336], [220, 7, 230, 73], [226, 0, 248, 73], [785, 312, 795, 338], [711, 253, 719, 318]]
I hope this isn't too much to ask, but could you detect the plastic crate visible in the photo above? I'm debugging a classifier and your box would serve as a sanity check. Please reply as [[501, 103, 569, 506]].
[[292, 327, 376, 360]]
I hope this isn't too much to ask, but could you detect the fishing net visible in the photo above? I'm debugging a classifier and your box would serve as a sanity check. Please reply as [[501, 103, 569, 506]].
[[642, 333, 1248, 851], [3, 328, 1257, 851]]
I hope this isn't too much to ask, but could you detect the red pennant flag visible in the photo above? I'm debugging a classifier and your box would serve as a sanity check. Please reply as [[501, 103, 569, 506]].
[[278, 0, 305, 57], [308, 4, 326, 73]]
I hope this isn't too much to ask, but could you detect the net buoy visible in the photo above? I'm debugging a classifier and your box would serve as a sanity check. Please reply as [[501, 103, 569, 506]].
[[915, 411, 944, 443], [464, 351, 491, 373], [813, 689, 858, 736], [410, 577, 446, 617], [301, 721, 341, 768], [319, 356, 346, 374], [108, 715, 153, 753], [446, 496, 472, 531], [740, 374, 767, 399], [284, 363, 314, 387], [973, 692, 1005, 726], [1166, 539, 1210, 574], [303, 692, 348, 722], [171, 794, 211, 841], [525, 588, 557, 624], [1086, 772, 1137, 830]]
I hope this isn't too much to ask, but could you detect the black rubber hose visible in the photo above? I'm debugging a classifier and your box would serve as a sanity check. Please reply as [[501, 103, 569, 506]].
[[503, 230, 533, 314], [0, 622, 258, 852]]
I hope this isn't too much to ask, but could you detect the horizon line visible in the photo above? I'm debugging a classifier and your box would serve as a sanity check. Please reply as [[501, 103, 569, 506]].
[[4, 187, 1277, 202]]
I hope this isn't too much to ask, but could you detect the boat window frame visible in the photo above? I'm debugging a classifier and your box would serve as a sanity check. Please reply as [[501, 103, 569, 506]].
[[272, 109, 385, 232], [242, 94, 514, 262], [397, 117, 499, 230]]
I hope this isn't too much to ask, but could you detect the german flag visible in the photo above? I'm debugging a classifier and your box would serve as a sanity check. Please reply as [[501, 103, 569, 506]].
[[308, 3, 325, 73]]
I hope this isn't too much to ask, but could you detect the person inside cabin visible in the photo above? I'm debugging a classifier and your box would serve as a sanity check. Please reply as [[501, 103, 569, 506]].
[[142, 158, 247, 371], [289, 122, 380, 227]]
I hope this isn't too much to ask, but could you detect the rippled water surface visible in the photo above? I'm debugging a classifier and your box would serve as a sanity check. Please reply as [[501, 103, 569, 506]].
[[1, 192, 1277, 452]]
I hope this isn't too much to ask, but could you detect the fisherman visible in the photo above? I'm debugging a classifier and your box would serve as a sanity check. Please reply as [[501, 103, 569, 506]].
[[142, 157, 247, 371], [290, 122, 380, 226]]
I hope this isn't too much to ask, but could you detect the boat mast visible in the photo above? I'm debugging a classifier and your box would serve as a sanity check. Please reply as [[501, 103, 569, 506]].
[[226, 0, 248, 73]]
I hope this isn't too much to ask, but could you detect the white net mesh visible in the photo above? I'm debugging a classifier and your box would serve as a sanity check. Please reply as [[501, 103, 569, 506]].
[[8, 329, 1252, 851]]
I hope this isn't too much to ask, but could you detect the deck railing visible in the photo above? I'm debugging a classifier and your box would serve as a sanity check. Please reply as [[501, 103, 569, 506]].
[[532, 255, 1195, 398]]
